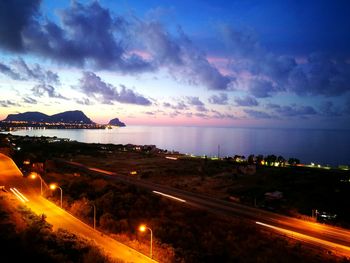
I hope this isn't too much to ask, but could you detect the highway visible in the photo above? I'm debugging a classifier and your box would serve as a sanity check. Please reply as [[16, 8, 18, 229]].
[[58, 158, 350, 258], [0, 154, 156, 263]]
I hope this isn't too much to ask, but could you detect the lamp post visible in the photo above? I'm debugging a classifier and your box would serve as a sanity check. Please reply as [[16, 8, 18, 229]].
[[139, 224, 153, 259], [49, 184, 63, 207], [29, 172, 44, 195]]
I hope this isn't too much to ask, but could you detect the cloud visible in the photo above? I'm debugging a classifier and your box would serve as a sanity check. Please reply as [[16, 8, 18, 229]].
[[234, 95, 258, 106], [118, 84, 152, 105], [187, 96, 204, 106], [163, 101, 188, 110], [11, 58, 60, 84], [137, 22, 233, 90], [75, 98, 94, 106], [31, 84, 67, 99], [22, 97, 37, 104], [0, 62, 21, 80], [345, 97, 350, 115], [0, 100, 20, 107], [211, 110, 237, 119], [0, 1, 230, 90], [319, 101, 341, 117], [195, 112, 209, 118], [266, 103, 317, 117], [208, 93, 228, 105], [0, 58, 60, 85], [77, 71, 151, 106], [0, 0, 40, 51], [1, 1, 152, 73], [187, 96, 208, 111], [249, 79, 279, 98], [222, 25, 350, 97], [244, 109, 272, 119]]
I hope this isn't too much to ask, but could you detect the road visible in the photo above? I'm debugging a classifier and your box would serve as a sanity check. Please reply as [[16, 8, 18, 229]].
[[0, 154, 156, 263], [58, 158, 350, 258]]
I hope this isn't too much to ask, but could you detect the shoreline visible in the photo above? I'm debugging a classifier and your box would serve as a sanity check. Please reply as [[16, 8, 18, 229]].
[[1, 132, 348, 171]]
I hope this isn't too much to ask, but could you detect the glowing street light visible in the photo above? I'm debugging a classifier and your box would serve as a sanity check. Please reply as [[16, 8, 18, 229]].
[[49, 183, 63, 207], [139, 224, 153, 259], [29, 172, 44, 195]]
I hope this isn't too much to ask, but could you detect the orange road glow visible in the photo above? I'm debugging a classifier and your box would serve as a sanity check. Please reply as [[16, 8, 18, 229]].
[[152, 190, 186, 203], [10, 187, 28, 203], [12, 188, 29, 202], [256, 221, 350, 257]]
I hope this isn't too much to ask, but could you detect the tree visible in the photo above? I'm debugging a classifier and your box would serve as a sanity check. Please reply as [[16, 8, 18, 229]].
[[288, 158, 300, 166], [248, 155, 255, 164]]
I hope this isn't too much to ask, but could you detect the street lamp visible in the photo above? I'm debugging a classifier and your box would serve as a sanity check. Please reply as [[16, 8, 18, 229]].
[[139, 224, 153, 259], [29, 172, 44, 195], [49, 183, 63, 207]]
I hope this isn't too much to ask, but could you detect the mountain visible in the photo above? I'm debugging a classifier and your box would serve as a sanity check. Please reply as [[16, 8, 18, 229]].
[[4, 112, 50, 122], [3, 110, 94, 124], [108, 117, 126, 127], [50, 111, 94, 124]]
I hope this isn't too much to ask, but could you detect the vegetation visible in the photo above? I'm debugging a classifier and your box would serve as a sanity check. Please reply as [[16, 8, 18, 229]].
[[0, 192, 119, 263], [1, 133, 350, 262]]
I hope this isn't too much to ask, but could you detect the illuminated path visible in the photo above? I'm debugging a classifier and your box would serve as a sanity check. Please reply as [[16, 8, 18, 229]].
[[59, 158, 350, 259], [0, 154, 156, 263]]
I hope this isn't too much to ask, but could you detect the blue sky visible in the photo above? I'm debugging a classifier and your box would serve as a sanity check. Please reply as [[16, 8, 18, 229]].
[[1, 0, 350, 129]]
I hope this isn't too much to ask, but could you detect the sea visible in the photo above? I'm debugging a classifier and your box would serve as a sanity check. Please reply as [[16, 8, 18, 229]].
[[7, 126, 350, 167]]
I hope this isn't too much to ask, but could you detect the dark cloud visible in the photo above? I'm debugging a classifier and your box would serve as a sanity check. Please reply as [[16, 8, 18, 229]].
[[0, 62, 21, 80], [266, 103, 317, 117], [0, 1, 230, 90], [319, 101, 341, 117], [187, 96, 204, 106], [211, 110, 237, 120], [249, 79, 278, 98], [244, 109, 272, 119], [77, 71, 151, 106], [139, 22, 232, 90], [287, 54, 350, 96], [0, 58, 60, 84], [118, 84, 152, 105], [22, 97, 37, 104], [31, 84, 67, 99], [0, 0, 40, 51], [187, 96, 208, 111], [223, 25, 350, 98], [234, 96, 258, 106], [75, 98, 94, 106], [2, 1, 151, 73], [12, 58, 60, 84], [345, 97, 350, 115], [163, 101, 188, 110], [208, 93, 228, 105], [0, 100, 20, 107]]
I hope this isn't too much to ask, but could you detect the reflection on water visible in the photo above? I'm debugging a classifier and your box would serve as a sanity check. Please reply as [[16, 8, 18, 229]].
[[9, 126, 350, 166]]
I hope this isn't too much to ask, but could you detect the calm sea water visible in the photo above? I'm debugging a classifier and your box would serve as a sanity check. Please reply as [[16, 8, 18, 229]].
[[8, 126, 350, 167]]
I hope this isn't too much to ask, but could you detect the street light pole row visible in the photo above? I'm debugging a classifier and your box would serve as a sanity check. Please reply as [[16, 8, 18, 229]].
[[29, 175, 98, 229]]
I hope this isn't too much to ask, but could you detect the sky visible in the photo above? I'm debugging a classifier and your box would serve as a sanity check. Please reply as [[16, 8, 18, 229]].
[[1, 0, 350, 129]]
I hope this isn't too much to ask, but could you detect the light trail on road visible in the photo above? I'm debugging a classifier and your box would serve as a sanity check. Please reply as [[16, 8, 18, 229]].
[[58, 159, 350, 259], [152, 190, 186, 202]]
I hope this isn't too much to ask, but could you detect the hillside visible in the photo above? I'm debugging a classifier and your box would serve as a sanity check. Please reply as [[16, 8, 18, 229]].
[[3, 110, 94, 124]]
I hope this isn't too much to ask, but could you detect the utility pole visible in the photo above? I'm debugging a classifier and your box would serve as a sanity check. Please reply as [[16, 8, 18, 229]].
[[218, 144, 220, 159]]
